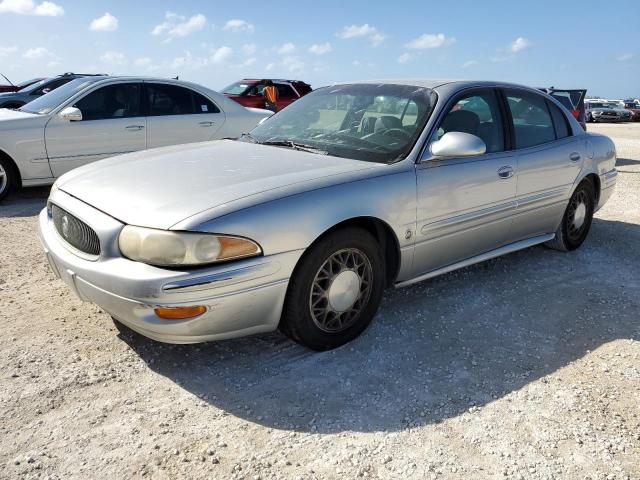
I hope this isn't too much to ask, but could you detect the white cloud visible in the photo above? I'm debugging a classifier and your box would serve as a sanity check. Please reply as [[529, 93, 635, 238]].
[[22, 46, 52, 59], [90, 12, 118, 32], [241, 43, 256, 55], [336, 24, 385, 46], [134, 57, 152, 67], [405, 33, 455, 50], [152, 12, 206, 41], [277, 42, 296, 55], [309, 42, 332, 55], [509, 37, 531, 53], [100, 51, 126, 65], [617, 52, 633, 62], [265, 56, 305, 75], [462, 59, 478, 68], [0, 0, 63, 16], [222, 19, 254, 33], [211, 46, 233, 63], [0, 45, 18, 56], [397, 53, 411, 64]]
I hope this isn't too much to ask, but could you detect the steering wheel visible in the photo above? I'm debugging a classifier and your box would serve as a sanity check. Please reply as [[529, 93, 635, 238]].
[[382, 128, 411, 140]]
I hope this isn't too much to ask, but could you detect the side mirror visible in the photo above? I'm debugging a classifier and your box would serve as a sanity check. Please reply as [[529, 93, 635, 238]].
[[59, 106, 82, 122], [428, 131, 486, 159]]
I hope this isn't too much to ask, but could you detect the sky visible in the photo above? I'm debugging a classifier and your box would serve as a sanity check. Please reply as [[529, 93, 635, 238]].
[[0, 0, 639, 98]]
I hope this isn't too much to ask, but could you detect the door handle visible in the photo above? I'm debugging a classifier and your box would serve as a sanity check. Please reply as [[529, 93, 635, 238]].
[[198, 121, 215, 127], [569, 152, 581, 162], [125, 125, 144, 130], [497, 165, 514, 179]]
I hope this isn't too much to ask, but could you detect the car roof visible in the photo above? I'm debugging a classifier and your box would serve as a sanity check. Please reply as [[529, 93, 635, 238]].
[[329, 78, 545, 91]]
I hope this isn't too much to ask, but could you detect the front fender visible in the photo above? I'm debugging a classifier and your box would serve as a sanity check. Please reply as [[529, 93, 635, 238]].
[[183, 169, 418, 280]]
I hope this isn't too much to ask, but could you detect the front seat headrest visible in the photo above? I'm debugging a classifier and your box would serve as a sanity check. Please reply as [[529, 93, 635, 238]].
[[442, 110, 480, 135], [374, 115, 403, 132]]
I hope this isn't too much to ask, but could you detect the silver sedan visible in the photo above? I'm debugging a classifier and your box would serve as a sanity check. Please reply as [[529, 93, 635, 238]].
[[39, 80, 618, 351]]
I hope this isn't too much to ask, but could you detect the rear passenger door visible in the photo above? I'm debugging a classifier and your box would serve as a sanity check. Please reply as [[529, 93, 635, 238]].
[[145, 83, 224, 148], [503, 88, 584, 240], [275, 83, 298, 110]]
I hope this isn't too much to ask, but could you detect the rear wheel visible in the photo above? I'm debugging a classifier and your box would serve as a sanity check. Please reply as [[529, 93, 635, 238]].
[[545, 180, 595, 251], [0, 155, 17, 202], [280, 227, 385, 351]]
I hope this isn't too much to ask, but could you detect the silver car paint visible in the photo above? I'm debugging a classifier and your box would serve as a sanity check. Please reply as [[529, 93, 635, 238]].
[[39, 80, 617, 344], [0, 76, 271, 186]]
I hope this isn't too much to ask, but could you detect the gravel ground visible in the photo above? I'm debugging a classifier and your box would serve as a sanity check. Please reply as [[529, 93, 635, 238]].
[[1, 123, 639, 480]]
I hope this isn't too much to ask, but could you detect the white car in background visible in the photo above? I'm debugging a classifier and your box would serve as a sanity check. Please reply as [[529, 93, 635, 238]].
[[0, 76, 272, 201]]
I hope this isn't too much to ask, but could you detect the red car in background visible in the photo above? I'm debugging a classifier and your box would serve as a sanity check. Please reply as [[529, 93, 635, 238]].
[[624, 100, 640, 121], [222, 79, 312, 111], [0, 75, 45, 93]]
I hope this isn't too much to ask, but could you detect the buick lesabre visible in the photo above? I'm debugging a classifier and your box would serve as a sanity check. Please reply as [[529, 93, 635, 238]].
[[39, 80, 618, 350]]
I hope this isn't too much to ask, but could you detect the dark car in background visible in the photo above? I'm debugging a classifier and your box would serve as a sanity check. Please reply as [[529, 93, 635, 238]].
[[0, 75, 45, 93], [541, 88, 587, 130], [0, 72, 106, 109], [222, 79, 312, 111], [624, 100, 640, 121], [585, 100, 633, 123]]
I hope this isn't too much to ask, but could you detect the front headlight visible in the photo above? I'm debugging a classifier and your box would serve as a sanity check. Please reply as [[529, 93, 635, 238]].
[[118, 226, 261, 267]]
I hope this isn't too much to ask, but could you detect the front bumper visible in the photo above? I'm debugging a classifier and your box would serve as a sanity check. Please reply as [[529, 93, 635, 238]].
[[39, 191, 303, 343]]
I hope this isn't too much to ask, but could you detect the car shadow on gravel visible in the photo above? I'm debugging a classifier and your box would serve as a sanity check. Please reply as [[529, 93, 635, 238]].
[[0, 187, 49, 218], [616, 157, 640, 167], [119, 217, 640, 433]]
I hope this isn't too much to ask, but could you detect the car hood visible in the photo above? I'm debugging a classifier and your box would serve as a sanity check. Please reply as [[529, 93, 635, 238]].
[[0, 108, 41, 122], [58, 140, 380, 229]]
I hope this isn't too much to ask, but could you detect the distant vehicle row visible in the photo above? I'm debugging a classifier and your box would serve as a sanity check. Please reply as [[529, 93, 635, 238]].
[[585, 98, 638, 122]]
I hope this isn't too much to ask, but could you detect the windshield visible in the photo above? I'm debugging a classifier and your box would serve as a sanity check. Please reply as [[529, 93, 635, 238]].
[[246, 83, 437, 164], [222, 82, 252, 95], [18, 78, 95, 114], [589, 103, 607, 108]]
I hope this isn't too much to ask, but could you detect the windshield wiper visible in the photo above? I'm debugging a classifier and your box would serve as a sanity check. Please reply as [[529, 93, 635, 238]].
[[260, 139, 328, 155]]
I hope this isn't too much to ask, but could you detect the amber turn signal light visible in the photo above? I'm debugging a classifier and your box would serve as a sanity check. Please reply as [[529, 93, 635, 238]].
[[154, 305, 207, 320]]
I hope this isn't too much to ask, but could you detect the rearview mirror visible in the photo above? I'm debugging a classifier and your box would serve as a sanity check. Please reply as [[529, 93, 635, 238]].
[[59, 106, 82, 122], [428, 132, 486, 159]]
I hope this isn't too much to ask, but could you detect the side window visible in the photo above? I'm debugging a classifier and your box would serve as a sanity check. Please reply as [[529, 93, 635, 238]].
[[33, 78, 70, 95], [246, 84, 265, 96], [192, 91, 220, 114], [547, 101, 570, 139], [436, 90, 505, 153], [147, 84, 194, 116], [74, 83, 141, 121], [505, 89, 555, 148], [276, 84, 296, 97]]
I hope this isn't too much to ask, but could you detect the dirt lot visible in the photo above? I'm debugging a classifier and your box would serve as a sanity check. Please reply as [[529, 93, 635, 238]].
[[1, 123, 639, 480]]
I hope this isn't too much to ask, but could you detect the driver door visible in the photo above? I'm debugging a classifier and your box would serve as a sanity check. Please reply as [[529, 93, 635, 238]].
[[45, 81, 146, 177], [412, 88, 517, 275]]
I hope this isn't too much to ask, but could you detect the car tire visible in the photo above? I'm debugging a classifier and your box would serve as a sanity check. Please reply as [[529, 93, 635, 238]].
[[0, 155, 17, 202], [545, 180, 596, 252], [280, 227, 386, 351]]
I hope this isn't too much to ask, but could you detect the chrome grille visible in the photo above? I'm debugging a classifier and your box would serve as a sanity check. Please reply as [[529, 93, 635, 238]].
[[51, 204, 100, 256]]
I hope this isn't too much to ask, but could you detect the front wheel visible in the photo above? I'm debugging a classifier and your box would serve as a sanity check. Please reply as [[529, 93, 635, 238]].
[[280, 227, 386, 351], [545, 180, 595, 251], [0, 156, 17, 202]]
